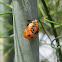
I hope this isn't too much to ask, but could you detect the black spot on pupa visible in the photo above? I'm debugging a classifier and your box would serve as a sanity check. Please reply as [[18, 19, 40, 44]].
[[31, 28, 34, 31], [28, 34, 30, 37], [27, 21, 32, 26], [31, 37, 33, 38], [30, 28, 34, 33], [34, 24, 36, 25], [27, 23, 29, 26], [31, 30, 33, 33], [33, 26, 35, 27], [35, 30, 38, 34]]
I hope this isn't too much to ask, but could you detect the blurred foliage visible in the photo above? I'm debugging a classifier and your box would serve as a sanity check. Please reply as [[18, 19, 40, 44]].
[[38, 0, 62, 36], [0, 0, 62, 62]]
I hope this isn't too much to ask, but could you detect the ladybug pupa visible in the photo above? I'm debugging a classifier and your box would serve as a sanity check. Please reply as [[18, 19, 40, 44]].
[[23, 20, 39, 40]]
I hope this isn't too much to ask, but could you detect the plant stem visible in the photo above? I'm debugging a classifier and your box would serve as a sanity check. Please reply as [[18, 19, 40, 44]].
[[39, 18, 51, 41], [12, 0, 39, 62], [41, 0, 62, 61]]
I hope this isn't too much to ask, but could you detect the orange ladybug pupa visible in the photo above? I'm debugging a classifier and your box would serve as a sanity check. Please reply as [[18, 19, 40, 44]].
[[23, 20, 39, 40]]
